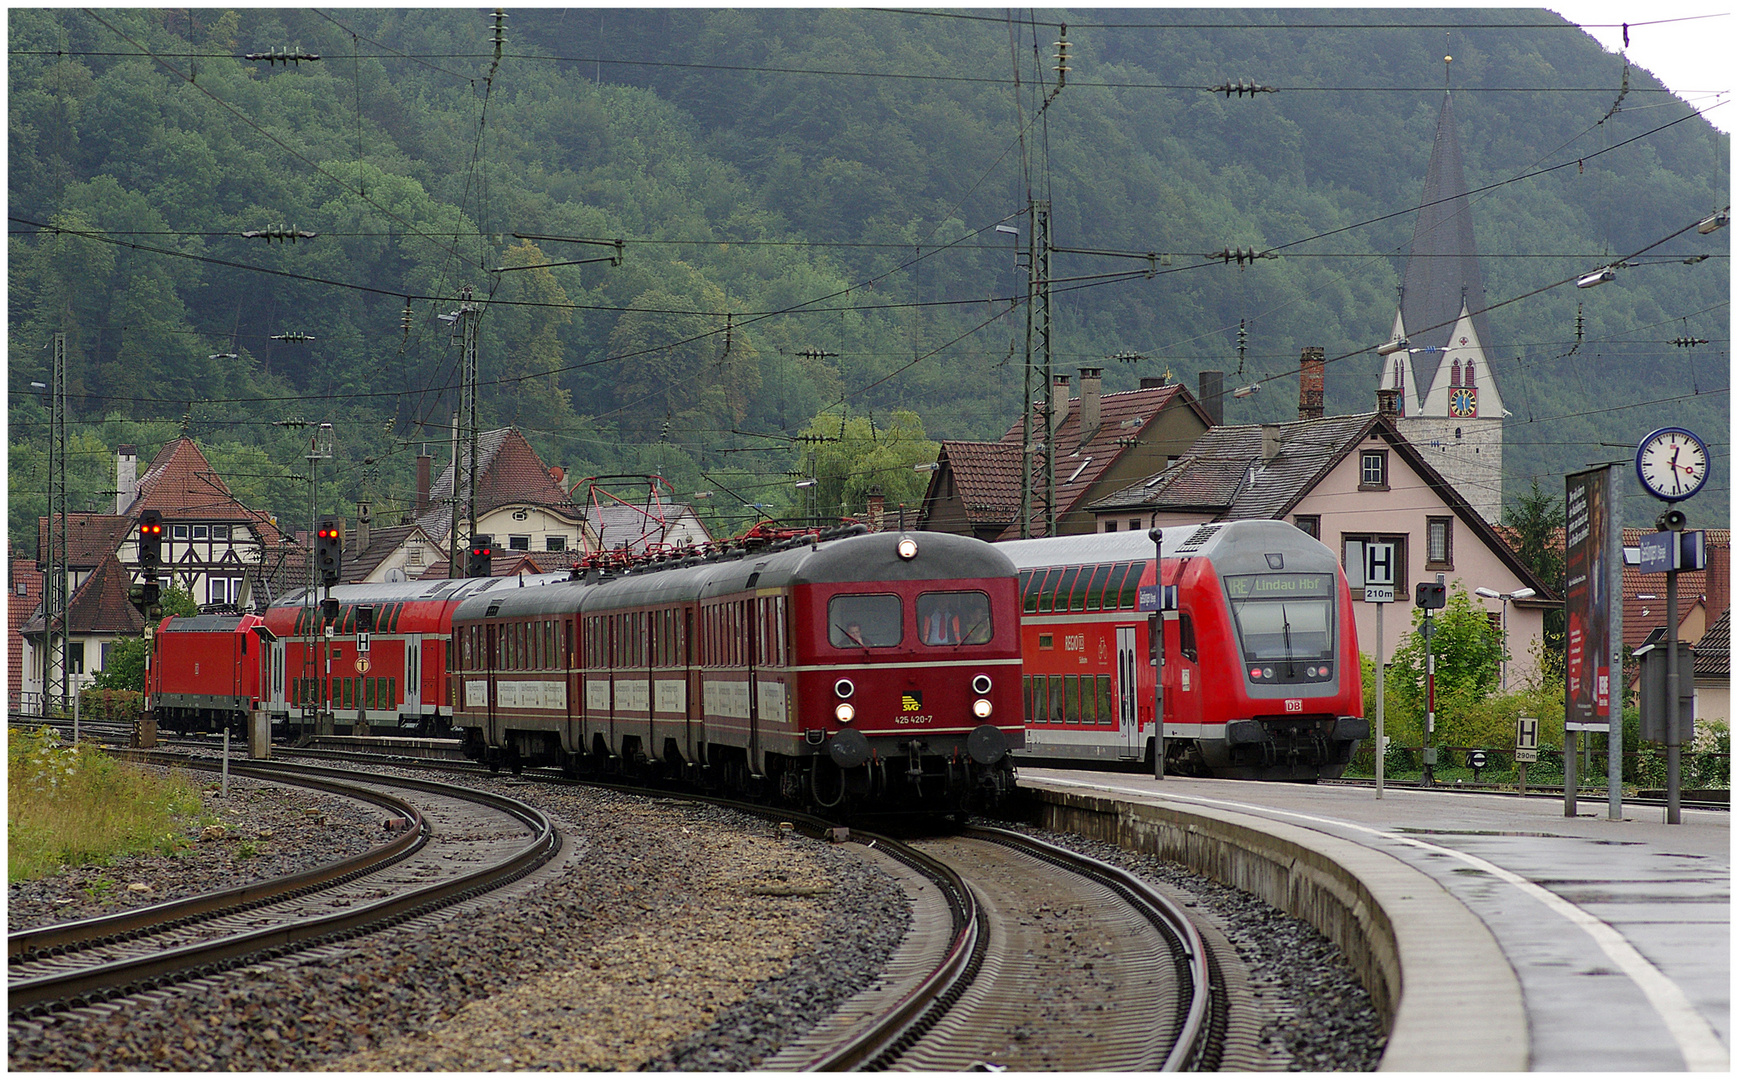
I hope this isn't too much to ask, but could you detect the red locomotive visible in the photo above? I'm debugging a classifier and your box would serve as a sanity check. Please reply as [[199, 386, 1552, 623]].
[[999, 520, 1366, 780], [449, 525, 1024, 814], [147, 613, 271, 734]]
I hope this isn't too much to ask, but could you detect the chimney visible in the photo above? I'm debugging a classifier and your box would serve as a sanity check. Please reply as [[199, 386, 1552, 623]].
[[1298, 347, 1325, 421], [1261, 423, 1282, 464], [116, 445, 138, 514], [356, 502, 372, 553], [1139, 375, 1168, 389], [1376, 388, 1402, 418], [1050, 373, 1071, 432], [1197, 370, 1224, 426], [866, 486, 885, 533], [1077, 367, 1103, 447], [416, 451, 432, 516]]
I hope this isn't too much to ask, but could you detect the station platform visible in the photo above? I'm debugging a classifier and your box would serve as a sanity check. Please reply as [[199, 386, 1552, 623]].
[[1018, 768, 1729, 1072]]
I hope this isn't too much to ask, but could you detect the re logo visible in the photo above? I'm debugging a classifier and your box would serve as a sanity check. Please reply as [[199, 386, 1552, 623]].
[[901, 691, 923, 712]]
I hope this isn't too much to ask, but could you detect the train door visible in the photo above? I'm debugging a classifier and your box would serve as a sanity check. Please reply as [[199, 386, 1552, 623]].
[[1116, 625, 1140, 757], [270, 638, 286, 712], [404, 633, 423, 718]]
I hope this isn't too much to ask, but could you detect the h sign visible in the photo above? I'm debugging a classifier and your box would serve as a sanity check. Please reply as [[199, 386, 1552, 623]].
[[1364, 542, 1397, 587]]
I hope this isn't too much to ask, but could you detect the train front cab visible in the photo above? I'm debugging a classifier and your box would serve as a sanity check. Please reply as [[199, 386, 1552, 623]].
[[1176, 525, 1368, 779]]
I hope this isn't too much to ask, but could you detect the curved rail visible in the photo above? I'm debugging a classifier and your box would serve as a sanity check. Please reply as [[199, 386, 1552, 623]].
[[9, 757, 560, 1018], [964, 825, 1217, 1071]]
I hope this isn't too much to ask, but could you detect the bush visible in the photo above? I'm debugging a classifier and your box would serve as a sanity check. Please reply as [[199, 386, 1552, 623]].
[[8, 727, 208, 882], [77, 687, 144, 720]]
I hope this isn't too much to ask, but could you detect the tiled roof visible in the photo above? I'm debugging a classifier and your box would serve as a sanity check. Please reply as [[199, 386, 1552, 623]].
[[18, 554, 146, 637], [936, 442, 1022, 524], [991, 384, 1200, 539], [417, 428, 579, 540], [127, 437, 255, 521], [35, 514, 133, 570], [341, 524, 422, 584], [10, 551, 43, 705], [1622, 527, 1731, 652], [1694, 609, 1729, 679], [1090, 413, 1379, 519]]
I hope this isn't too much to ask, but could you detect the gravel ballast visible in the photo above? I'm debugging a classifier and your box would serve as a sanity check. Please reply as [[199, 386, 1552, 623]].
[[9, 768, 1385, 1071]]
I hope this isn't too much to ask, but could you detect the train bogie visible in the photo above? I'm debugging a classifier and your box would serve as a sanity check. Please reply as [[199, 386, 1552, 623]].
[[1001, 520, 1367, 781]]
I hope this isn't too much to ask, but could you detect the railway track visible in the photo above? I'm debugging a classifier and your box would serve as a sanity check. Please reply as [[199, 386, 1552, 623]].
[[8, 757, 559, 1019], [783, 826, 1218, 1071]]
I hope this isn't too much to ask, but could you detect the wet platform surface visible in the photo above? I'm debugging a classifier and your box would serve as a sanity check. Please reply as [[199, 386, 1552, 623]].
[[1020, 769, 1730, 1072]]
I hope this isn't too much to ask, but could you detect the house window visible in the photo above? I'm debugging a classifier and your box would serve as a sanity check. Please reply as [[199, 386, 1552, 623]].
[[509, 535, 531, 551], [192, 525, 209, 540], [210, 578, 229, 605], [407, 541, 424, 567], [210, 525, 229, 540], [1341, 533, 1407, 601], [68, 642, 84, 675], [1103, 521, 1117, 532], [546, 535, 567, 551], [1294, 515, 1320, 539], [172, 524, 189, 539], [1359, 450, 1389, 490], [1128, 519, 1141, 531], [1426, 517, 1453, 570]]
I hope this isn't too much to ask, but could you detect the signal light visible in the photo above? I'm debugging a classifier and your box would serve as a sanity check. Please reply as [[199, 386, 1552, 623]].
[[316, 518, 343, 586], [467, 533, 494, 578], [138, 510, 164, 566]]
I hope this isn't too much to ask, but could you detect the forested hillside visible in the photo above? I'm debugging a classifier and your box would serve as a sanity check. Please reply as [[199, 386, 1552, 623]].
[[9, 8, 1728, 548]]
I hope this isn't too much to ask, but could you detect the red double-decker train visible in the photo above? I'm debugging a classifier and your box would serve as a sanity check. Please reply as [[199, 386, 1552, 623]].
[[449, 526, 1023, 814], [998, 520, 1366, 780]]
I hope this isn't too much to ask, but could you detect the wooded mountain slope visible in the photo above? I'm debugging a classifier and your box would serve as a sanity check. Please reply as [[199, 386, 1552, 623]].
[[9, 8, 1728, 545]]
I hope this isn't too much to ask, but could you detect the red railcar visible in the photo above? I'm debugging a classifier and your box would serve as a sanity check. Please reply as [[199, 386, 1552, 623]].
[[148, 614, 271, 734], [449, 527, 1023, 814], [257, 577, 552, 735], [999, 520, 1366, 780]]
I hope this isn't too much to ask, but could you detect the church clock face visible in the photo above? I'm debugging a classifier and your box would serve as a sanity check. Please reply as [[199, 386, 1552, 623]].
[[1447, 386, 1477, 418], [1635, 427, 1709, 503]]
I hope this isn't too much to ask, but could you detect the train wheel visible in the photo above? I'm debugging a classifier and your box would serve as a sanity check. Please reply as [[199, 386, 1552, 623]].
[[560, 753, 581, 780]]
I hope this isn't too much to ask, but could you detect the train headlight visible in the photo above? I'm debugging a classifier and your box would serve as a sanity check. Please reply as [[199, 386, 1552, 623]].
[[896, 535, 919, 560], [835, 702, 856, 724], [973, 698, 993, 719], [972, 674, 993, 695], [834, 677, 855, 699]]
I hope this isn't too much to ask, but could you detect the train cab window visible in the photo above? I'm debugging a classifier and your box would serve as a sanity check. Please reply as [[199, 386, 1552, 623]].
[[918, 591, 992, 646], [1082, 564, 1113, 611], [1222, 574, 1335, 663], [828, 594, 902, 648]]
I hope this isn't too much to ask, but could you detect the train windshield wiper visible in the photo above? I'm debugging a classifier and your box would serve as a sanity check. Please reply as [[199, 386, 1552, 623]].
[[1281, 604, 1295, 676], [953, 618, 989, 647]]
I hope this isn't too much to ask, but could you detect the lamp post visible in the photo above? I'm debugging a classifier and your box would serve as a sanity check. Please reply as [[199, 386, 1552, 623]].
[[1474, 586, 1536, 691]]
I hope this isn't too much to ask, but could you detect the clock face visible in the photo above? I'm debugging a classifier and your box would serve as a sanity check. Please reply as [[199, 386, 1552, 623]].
[[1447, 386, 1477, 418], [1636, 427, 1709, 502]]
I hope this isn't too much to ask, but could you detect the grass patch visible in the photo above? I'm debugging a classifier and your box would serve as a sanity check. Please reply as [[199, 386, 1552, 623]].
[[8, 727, 210, 883]]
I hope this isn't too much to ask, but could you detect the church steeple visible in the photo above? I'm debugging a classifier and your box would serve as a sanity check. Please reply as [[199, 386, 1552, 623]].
[[1401, 90, 1493, 375]]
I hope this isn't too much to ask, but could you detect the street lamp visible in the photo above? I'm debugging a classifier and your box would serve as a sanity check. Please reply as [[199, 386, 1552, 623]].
[[1475, 586, 1537, 691]]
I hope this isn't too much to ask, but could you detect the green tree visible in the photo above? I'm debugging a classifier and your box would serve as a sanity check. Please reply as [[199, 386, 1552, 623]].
[[91, 635, 149, 692], [786, 409, 938, 524], [1383, 585, 1503, 751], [1502, 479, 1565, 660]]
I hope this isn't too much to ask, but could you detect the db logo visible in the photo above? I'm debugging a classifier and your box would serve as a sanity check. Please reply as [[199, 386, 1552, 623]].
[[1284, 699, 1304, 713], [901, 692, 923, 712]]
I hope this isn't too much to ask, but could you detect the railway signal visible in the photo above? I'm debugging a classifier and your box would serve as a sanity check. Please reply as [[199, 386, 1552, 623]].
[[138, 510, 164, 566], [467, 534, 494, 578], [316, 518, 343, 586]]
